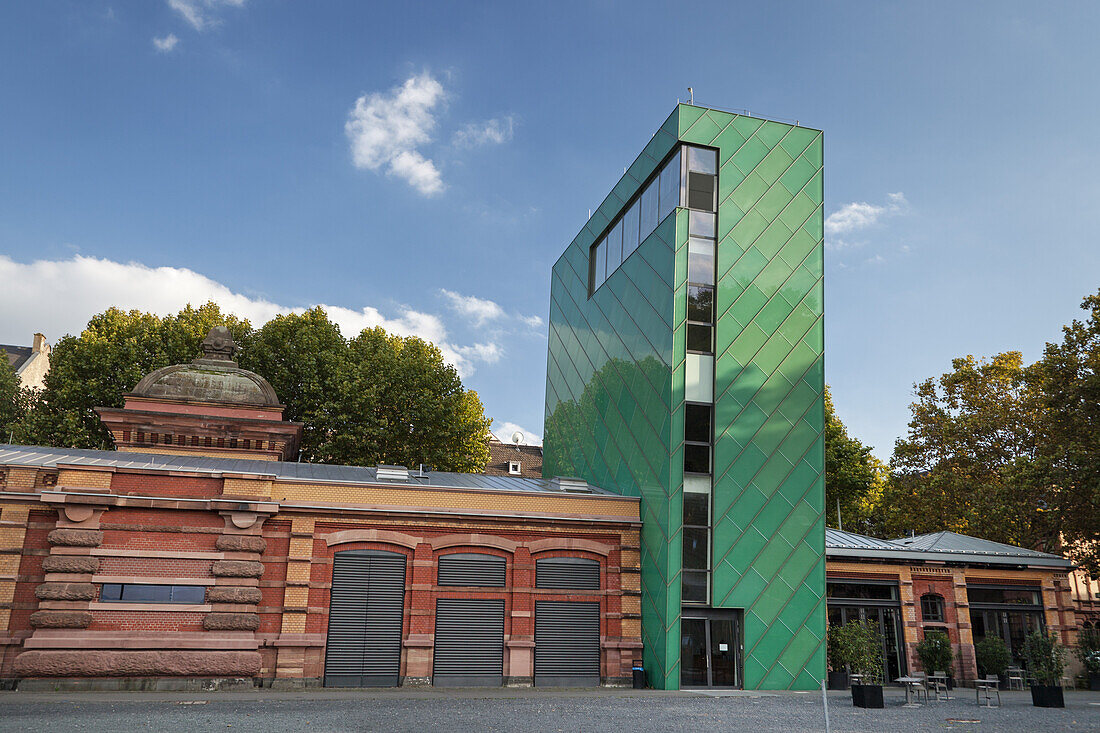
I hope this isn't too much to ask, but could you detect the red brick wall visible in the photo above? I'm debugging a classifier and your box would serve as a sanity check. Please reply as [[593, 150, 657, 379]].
[[110, 473, 223, 499]]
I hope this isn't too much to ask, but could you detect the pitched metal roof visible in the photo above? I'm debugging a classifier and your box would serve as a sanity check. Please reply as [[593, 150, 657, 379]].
[[0, 444, 614, 497], [825, 526, 1073, 569]]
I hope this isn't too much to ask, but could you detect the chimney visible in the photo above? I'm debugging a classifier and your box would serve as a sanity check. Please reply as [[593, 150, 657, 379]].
[[32, 333, 47, 353]]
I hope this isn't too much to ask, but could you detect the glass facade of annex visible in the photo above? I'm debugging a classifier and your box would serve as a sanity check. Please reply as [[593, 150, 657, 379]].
[[544, 104, 826, 690]]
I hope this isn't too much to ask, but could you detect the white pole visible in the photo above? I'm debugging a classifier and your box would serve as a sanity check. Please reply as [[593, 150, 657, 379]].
[[822, 678, 831, 733]]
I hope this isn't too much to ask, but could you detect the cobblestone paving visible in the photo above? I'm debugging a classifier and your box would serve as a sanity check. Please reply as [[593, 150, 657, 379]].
[[1, 687, 1098, 732]]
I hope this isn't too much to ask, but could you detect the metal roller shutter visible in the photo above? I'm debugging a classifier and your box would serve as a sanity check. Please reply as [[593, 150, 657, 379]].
[[535, 601, 601, 687], [535, 557, 600, 590], [324, 550, 406, 687], [433, 598, 504, 687], [437, 553, 506, 587]]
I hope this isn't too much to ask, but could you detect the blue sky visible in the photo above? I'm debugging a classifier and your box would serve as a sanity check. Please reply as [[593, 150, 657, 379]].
[[1, 1, 1097, 458]]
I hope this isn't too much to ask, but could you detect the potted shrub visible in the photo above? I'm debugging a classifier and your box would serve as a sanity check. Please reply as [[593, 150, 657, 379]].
[[826, 623, 851, 690], [975, 636, 1012, 689], [844, 621, 886, 709], [1024, 630, 1067, 708], [1076, 627, 1100, 691], [915, 629, 955, 689]]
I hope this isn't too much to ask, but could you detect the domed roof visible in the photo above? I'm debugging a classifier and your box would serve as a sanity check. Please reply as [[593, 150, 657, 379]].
[[129, 327, 281, 407]]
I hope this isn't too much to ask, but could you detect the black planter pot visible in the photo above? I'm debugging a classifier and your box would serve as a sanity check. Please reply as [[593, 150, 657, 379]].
[[1030, 685, 1065, 708], [1089, 672, 1100, 692], [827, 670, 849, 690], [851, 684, 884, 709]]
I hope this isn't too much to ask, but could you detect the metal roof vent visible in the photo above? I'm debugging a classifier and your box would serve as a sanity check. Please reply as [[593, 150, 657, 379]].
[[376, 465, 410, 482], [550, 476, 591, 493]]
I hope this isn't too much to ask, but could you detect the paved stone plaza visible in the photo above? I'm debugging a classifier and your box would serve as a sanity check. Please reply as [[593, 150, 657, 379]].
[[1, 688, 1098, 732]]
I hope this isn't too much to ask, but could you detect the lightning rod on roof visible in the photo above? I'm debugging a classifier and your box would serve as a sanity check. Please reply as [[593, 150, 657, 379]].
[[688, 87, 693, 104]]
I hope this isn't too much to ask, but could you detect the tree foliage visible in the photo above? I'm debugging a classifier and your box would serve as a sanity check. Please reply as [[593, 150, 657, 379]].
[[824, 386, 885, 533], [881, 352, 1057, 550], [1032, 288, 1100, 572], [0, 356, 33, 442], [12, 303, 491, 472]]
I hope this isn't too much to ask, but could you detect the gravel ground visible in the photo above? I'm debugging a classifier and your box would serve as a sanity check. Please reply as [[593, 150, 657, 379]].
[[0, 687, 1098, 732]]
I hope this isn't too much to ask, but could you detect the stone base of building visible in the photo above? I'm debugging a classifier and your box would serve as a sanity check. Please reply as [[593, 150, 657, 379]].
[[15, 676, 257, 692], [504, 676, 533, 687]]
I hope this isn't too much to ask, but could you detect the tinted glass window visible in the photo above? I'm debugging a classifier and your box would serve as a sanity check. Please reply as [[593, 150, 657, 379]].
[[689, 211, 716, 238], [687, 324, 713, 353], [683, 527, 709, 569], [640, 178, 659, 239], [622, 200, 640, 259], [172, 585, 206, 604], [967, 587, 1041, 606], [594, 239, 606, 288], [687, 239, 715, 284], [685, 403, 712, 443], [688, 286, 713, 322], [687, 172, 715, 211], [659, 148, 681, 221], [606, 220, 623, 274], [682, 571, 708, 603], [684, 443, 710, 473], [826, 582, 898, 601], [688, 146, 717, 174], [100, 584, 123, 601], [100, 583, 204, 604], [683, 491, 709, 527]]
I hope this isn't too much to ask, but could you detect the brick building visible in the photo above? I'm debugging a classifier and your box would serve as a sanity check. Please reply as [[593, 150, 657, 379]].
[[0, 328, 642, 689], [824, 528, 1077, 683], [483, 434, 543, 479]]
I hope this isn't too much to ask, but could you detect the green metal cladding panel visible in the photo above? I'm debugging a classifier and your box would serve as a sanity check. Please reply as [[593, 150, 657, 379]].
[[678, 104, 826, 691], [544, 104, 824, 691]]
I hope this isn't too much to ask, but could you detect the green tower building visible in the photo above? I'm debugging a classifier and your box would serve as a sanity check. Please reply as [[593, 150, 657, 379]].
[[543, 104, 825, 690]]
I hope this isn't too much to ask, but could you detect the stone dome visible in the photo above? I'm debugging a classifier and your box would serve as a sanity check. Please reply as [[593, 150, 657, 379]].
[[129, 327, 281, 407]]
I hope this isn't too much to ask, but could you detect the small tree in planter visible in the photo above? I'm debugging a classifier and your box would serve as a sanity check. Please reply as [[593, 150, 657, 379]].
[[827, 623, 853, 689], [915, 630, 955, 688], [839, 621, 885, 708], [975, 636, 1012, 688], [1075, 627, 1100, 691], [1024, 630, 1067, 708]]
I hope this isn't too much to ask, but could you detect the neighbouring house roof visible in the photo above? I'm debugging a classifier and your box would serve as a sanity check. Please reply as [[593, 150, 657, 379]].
[[0, 345, 33, 372], [825, 527, 1073, 569], [484, 434, 543, 478], [0, 443, 612, 497]]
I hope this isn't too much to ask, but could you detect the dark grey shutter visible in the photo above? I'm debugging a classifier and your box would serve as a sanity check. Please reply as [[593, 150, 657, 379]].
[[433, 598, 504, 687], [535, 557, 600, 590], [324, 550, 406, 687], [438, 553, 506, 587], [535, 601, 601, 686]]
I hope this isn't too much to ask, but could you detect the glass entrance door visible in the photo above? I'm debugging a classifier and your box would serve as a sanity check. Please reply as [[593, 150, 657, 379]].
[[680, 612, 741, 688]]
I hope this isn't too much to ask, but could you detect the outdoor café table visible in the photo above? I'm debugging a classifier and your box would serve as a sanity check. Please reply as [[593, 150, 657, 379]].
[[895, 676, 923, 707], [927, 672, 950, 700]]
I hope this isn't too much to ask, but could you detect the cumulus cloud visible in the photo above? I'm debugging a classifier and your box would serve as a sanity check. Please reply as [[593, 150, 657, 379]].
[[825, 192, 908, 250], [167, 0, 245, 32], [441, 289, 505, 327], [152, 34, 180, 52], [345, 73, 446, 196], [0, 254, 503, 378], [492, 422, 542, 447], [452, 116, 515, 149], [519, 314, 543, 329]]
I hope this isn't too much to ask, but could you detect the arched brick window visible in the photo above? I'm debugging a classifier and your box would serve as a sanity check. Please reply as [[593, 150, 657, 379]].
[[920, 593, 946, 623]]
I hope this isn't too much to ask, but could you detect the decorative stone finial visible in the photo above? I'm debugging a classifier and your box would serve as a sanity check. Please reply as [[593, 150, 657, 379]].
[[199, 326, 240, 363]]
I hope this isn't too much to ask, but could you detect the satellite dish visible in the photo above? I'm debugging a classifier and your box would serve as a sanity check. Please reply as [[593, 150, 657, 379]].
[[511, 431, 524, 445]]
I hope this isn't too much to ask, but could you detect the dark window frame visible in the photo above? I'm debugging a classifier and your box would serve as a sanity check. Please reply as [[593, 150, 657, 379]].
[[98, 582, 206, 605], [920, 593, 946, 623]]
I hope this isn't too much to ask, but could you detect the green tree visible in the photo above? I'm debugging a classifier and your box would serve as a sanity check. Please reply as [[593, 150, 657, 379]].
[[882, 352, 1057, 550], [238, 308, 349, 463], [330, 327, 491, 472], [824, 386, 885, 533], [15, 303, 252, 448], [1033, 288, 1100, 573], [0, 356, 33, 442]]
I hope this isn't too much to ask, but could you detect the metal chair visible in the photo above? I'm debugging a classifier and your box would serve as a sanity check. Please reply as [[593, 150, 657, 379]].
[[931, 670, 951, 700], [1006, 667, 1025, 691], [911, 671, 931, 703], [975, 676, 1001, 707]]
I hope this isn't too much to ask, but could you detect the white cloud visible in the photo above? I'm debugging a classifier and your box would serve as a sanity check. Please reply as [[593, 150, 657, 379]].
[[441, 289, 505, 326], [345, 73, 446, 196], [825, 192, 909, 250], [0, 254, 502, 378], [452, 116, 515, 149], [167, 0, 245, 32], [492, 421, 542, 447], [153, 34, 180, 52], [519, 314, 543, 329]]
